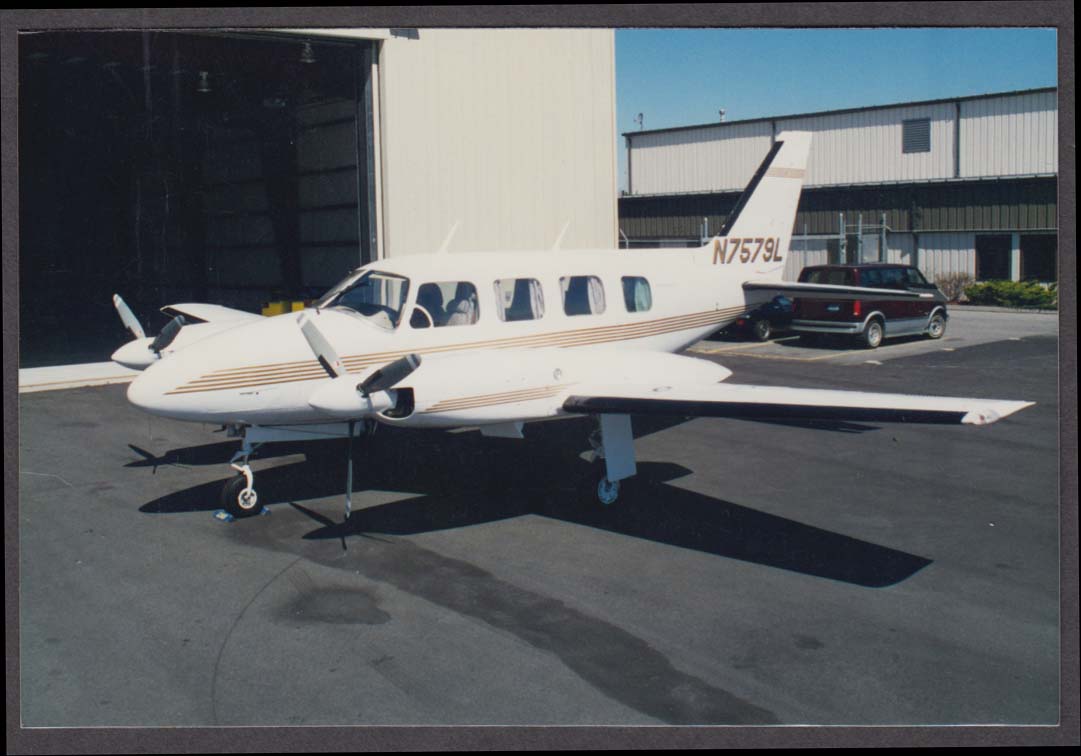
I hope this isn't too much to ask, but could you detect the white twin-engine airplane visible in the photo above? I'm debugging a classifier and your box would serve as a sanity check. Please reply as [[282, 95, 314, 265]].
[[112, 131, 1032, 520]]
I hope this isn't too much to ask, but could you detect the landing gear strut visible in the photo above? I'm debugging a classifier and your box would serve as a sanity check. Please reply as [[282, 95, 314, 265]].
[[221, 436, 263, 518], [586, 414, 635, 506]]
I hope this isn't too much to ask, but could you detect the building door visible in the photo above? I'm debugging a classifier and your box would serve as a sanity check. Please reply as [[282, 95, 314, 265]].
[[1020, 234, 1057, 282], [975, 234, 1011, 281], [20, 31, 377, 366]]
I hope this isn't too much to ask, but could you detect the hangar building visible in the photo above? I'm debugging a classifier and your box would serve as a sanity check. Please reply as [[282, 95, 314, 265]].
[[619, 88, 1058, 285], [19, 28, 617, 365]]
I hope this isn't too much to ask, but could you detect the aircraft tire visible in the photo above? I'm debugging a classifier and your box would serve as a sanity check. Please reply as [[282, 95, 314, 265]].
[[596, 476, 621, 506], [221, 474, 260, 518]]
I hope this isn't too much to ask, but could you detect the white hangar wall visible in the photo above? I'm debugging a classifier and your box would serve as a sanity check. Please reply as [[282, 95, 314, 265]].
[[376, 29, 618, 257]]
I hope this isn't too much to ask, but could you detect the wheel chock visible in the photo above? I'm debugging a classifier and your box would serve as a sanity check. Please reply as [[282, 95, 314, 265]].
[[212, 507, 270, 523]]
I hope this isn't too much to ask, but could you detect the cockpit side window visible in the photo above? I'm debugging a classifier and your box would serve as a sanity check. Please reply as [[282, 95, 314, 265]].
[[494, 278, 545, 321], [411, 281, 480, 328], [560, 275, 606, 316], [317, 271, 410, 329]]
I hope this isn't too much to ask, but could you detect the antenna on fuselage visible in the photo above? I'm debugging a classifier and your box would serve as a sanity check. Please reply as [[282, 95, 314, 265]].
[[551, 220, 570, 251], [435, 220, 460, 254]]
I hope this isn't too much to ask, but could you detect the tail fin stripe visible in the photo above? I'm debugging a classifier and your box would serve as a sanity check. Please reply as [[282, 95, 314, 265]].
[[765, 167, 805, 179]]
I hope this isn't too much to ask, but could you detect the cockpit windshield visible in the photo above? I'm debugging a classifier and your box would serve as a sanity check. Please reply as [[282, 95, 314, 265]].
[[315, 270, 410, 329]]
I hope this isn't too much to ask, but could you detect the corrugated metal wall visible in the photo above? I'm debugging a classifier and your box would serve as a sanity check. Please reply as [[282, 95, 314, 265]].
[[960, 90, 1057, 177], [917, 232, 977, 281], [378, 29, 617, 257], [629, 121, 772, 195], [783, 102, 956, 186], [628, 89, 1057, 196], [618, 177, 1056, 240], [783, 239, 831, 279]]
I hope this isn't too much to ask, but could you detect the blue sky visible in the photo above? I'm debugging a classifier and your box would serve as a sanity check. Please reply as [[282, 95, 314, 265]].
[[615, 27, 1058, 191]]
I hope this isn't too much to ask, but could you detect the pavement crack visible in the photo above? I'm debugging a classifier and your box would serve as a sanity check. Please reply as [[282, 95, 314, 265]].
[[209, 555, 303, 725]]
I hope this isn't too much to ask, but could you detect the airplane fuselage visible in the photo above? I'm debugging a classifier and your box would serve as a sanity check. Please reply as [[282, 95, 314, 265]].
[[126, 245, 782, 429]]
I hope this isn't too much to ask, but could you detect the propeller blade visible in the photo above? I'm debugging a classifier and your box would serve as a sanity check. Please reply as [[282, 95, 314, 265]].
[[359, 354, 421, 396], [297, 311, 345, 378], [113, 294, 146, 340], [150, 314, 186, 354]]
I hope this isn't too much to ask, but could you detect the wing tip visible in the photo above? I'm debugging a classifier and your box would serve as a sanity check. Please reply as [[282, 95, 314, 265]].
[[961, 401, 1035, 425]]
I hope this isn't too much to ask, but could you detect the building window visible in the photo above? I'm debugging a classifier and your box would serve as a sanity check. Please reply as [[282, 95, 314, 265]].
[[621, 276, 653, 312], [560, 276, 606, 316], [902, 118, 931, 153], [494, 278, 545, 321]]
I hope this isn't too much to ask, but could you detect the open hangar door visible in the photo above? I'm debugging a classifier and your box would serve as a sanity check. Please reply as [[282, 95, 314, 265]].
[[19, 31, 377, 366]]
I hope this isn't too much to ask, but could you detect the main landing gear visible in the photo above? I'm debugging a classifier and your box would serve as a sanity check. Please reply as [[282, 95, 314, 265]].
[[585, 414, 636, 506]]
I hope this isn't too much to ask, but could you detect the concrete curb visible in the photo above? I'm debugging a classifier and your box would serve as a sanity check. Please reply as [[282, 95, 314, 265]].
[[950, 305, 1059, 314]]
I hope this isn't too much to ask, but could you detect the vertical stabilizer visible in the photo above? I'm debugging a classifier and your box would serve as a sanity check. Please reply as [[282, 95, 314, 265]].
[[707, 131, 812, 279]]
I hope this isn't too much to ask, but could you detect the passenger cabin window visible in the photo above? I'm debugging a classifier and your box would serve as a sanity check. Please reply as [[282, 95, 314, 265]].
[[621, 276, 653, 313], [410, 281, 479, 328], [560, 275, 606, 316], [316, 270, 410, 330], [494, 278, 545, 321]]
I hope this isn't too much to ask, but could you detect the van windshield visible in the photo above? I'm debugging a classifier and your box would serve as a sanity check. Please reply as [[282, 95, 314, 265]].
[[315, 270, 410, 329]]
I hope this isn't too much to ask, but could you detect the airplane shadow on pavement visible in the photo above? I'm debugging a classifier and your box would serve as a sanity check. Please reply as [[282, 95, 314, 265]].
[[137, 416, 929, 588]]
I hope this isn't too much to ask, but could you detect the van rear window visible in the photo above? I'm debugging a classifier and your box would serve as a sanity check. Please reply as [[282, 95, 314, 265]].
[[801, 269, 854, 286]]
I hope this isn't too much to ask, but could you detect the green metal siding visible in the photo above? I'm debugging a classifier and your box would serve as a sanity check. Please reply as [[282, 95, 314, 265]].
[[619, 177, 1057, 239]]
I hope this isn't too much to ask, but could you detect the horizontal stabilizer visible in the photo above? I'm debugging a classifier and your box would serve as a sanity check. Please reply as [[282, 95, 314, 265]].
[[564, 383, 1033, 426], [743, 280, 935, 301]]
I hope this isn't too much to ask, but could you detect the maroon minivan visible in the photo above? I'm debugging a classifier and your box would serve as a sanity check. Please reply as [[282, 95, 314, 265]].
[[790, 264, 948, 349]]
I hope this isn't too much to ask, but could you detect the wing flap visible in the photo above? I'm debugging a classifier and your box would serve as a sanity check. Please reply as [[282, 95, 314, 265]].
[[563, 383, 1032, 426], [743, 280, 934, 301]]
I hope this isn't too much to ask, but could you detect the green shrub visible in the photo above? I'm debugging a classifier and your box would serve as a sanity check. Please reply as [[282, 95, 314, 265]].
[[963, 280, 1057, 309]]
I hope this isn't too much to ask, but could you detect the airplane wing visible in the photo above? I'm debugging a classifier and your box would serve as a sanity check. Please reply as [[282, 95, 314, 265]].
[[563, 382, 1032, 426], [160, 303, 264, 324], [742, 280, 935, 301]]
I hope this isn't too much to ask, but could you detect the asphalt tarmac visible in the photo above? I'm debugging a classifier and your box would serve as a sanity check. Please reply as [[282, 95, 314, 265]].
[[18, 330, 1060, 728]]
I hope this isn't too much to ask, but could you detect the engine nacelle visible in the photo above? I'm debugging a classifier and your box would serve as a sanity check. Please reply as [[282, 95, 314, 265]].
[[308, 375, 395, 417]]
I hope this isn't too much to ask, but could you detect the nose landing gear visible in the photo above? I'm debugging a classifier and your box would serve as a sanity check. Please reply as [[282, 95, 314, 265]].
[[221, 437, 264, 518]]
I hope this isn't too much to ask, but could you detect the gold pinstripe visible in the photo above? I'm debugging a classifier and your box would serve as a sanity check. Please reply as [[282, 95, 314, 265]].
[[422, 385, 564, 413], [165, 306, 746, 395]]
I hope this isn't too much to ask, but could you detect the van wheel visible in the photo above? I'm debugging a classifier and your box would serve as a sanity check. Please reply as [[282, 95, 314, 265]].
[[927, 312, 946, 340], [861, 319, 884, 349]]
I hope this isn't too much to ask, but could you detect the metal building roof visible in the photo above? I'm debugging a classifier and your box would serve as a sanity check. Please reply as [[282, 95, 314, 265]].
[[622, 86, 1058, 139]]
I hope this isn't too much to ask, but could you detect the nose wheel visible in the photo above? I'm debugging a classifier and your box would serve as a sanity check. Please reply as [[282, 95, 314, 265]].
[[221, 472, 259, 518], [221, 439, 264, 518]]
